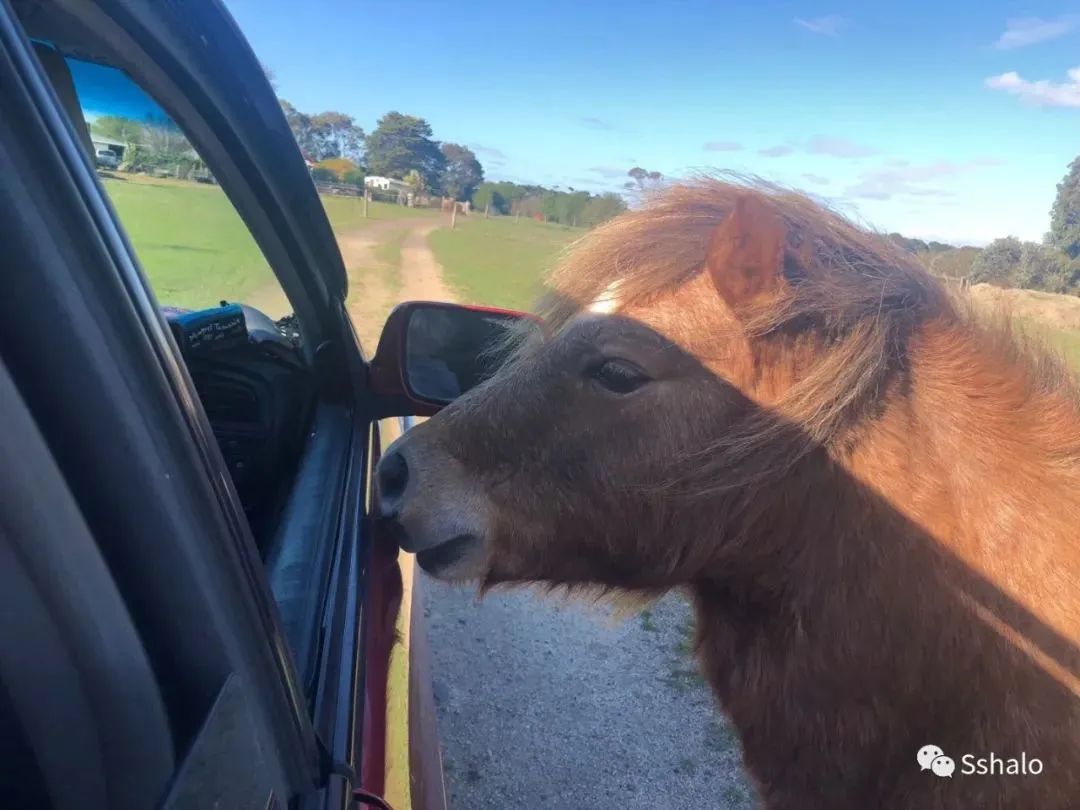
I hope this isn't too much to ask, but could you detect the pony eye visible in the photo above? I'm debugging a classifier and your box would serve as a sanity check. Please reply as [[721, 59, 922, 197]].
[[590, 359, 651, 394]]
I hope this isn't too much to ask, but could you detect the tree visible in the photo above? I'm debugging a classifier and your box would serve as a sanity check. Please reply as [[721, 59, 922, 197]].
[[404, 169, 426, 197], [1015, 242, 1059, 290], [440, 144, 484, 201], [342, 168, 366, 188], [364, 112, 446, 190], [310, 111, 365, 162], [888, 233, 930, 254], [580, 192, 628, 227], [969, 237, 1022, 286], [310, 166, 336, 183], [515, 195, 543, 218], [90, 115, 145, 144], [279, 99, 316, 155], [1050, 156, 1080, 259], [628, 166, 663, 191], [472, 183, 506, 214], [315, 157, 359, 179]]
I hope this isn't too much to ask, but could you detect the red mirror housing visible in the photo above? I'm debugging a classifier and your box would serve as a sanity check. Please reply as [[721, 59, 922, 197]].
[[368, 301, 540, 419]]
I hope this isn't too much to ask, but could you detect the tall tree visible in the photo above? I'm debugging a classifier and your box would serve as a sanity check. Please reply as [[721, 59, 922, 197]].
[[440, 144, 484, 201], [628, 166, 663, 191], [90, 115, 145, 144], [364, 112, 445, 189], [580, 192, 628, 227], [310, 111, 365, 162], [970, 236, 1023, 286], [1050, 156, 1080, 259], [279, 100, 316, 156]]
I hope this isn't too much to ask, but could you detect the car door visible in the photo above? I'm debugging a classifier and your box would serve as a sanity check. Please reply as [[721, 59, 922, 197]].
[[0, 1, 401, 807]]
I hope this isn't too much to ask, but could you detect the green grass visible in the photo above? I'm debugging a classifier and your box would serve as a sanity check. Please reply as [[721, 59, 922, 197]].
[[1038, 325, 1080, 370], [102, 176, 278, 309], [427, 216, 581, 310], [321, 194, 437, 233], [100, 174, 435, 310], [1014, 318, 1080, 371]]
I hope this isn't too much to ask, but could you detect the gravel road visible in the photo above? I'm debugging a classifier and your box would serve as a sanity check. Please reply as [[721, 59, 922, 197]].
[[422, 578, 758, 809]]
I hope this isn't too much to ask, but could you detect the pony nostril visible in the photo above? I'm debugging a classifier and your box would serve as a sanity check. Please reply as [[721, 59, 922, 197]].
[[377, 450, 410, 510]]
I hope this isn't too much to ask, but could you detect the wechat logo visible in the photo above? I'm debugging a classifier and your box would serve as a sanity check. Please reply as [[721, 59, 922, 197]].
[[917, 744, 955, 778]]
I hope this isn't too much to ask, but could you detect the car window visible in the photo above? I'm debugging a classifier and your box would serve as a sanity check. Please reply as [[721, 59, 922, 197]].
[[66, 58, 292, 320], [57, 55, 320, 561]]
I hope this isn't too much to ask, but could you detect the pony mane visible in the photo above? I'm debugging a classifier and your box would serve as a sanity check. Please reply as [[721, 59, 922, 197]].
[[519, 176, 1079, 495], [538, 174, 942, 338]]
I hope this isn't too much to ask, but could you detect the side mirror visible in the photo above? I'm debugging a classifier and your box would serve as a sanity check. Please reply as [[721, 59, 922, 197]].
[[368, 301, 542, 418]]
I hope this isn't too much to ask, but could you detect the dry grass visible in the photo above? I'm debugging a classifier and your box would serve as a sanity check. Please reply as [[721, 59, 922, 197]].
[[967, 284, 1080, 332], [966, 283, 1080, 370]]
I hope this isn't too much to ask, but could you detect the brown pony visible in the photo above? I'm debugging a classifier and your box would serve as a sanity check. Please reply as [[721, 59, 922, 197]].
[[376, 178, 1080, 809]]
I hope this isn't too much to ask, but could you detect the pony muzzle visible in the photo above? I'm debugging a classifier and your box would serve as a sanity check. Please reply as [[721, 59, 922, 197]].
[[375, 435, 493, 580]]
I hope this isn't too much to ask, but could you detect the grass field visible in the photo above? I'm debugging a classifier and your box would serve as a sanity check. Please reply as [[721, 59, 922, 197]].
[[1021, 321, 1080, 370], [101, 174, 433, 309], [102, 175, 278, 309], [321, 193, 437, 233], [968, 284, 1080, 372], [427, 216, 582, 310]]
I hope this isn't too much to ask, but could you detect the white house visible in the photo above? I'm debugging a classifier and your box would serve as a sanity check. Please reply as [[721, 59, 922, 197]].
[[364, 175, 411, 194]]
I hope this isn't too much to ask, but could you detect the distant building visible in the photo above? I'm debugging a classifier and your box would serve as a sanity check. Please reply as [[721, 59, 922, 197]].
[[364, 176, 411, 194]]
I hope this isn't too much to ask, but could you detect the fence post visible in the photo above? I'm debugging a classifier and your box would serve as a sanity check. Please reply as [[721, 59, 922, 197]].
[[451, 206, 457, 230], [363, 191, 369, 218]]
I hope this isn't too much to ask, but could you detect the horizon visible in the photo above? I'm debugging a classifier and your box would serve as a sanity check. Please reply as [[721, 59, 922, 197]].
[[228, 2, 1076, 246]]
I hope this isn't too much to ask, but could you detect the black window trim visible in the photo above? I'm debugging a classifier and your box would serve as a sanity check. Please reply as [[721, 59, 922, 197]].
[[0, 0, 325, 790]]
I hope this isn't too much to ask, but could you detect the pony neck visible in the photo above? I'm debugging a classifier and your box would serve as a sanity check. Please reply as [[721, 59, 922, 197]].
[[688, 317, 1080, 807], [846, 317, 1080, 616]]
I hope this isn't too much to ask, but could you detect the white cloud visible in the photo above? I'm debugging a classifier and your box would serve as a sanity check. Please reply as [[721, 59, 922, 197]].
[[588, 166, 628, 178], [801, 173, 831, 185], [846, 159, 1001, 201], [985, 67, 1080, 108], [751, 136, 876, 160], [793, 15, 848, 36], [804, 135, 877, 158], [471, 144, 506, 159], [703, 141, 743, 152], [994, 15, 1078, 50]]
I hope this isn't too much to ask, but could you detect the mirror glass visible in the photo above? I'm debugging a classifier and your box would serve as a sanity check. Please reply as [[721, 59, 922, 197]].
[[404, 305, 538, 403]]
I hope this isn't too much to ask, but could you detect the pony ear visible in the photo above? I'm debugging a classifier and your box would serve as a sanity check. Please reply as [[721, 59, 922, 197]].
[[705, 194, 787, 308]]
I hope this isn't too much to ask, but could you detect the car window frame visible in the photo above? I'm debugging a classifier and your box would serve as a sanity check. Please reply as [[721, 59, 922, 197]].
[[0, 0, 325, 794]]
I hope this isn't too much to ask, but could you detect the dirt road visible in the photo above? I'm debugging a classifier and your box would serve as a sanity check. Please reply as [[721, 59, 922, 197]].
[[335, 220, 756, 809]]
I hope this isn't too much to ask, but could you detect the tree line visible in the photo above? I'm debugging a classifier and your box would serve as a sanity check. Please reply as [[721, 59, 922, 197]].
[[883, 158, 1080, 297], [279, 99, 628, 227], [953, 158, 1079, 295]]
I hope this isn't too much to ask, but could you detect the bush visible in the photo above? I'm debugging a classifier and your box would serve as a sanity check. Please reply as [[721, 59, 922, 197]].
[[342, 168, 366, 188], [315, 157, 358, 180], [311, 166, 336, 183]]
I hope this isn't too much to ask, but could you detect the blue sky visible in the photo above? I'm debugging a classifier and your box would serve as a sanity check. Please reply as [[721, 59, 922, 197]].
[[223, 0, 1079, 245]]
